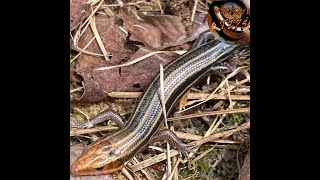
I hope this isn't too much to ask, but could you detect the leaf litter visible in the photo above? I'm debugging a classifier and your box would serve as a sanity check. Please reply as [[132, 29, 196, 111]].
[[70, 0, 250, 179]]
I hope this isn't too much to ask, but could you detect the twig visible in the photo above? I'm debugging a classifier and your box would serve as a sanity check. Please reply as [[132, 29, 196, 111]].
[[175, 131, 241, 144], [95, 50, 186, 70], [194, 122, 250, 147], [129, 150, 179, 172], [70, 87, 83, 94], [179, 67, 248, 113], [121, 167, 134, 180], [167, 108, 250, 121], [73, 107, 90, 119], [210, 102, 236, 134], [100, 0, 145, 7], [70, 125, 119, 136], [156, 0, 163, 14], [132, 157, 152, 180], [172, 155, 179, 180], [89, 16, 110, 61], [70, 36, 96, 63], [130, 123, 249, 172], [167, 157, 182, 180], [79, 0, 104, 31], [191, 145, 216, 164], [191, 0, 199, 23]]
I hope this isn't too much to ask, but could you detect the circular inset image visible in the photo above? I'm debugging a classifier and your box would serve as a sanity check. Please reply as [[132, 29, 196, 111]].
[[207, 0, 250, 44]]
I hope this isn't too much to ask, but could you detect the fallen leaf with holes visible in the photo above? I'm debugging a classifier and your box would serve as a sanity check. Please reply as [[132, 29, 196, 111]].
[[70, 144, 113, 180], [73, 46, 173, 102], [118, 8, 208, 50], [70, 0, 90, 31]]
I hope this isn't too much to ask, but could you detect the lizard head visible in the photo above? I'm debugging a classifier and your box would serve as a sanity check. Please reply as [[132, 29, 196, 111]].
[[70, 140, 125, 175]]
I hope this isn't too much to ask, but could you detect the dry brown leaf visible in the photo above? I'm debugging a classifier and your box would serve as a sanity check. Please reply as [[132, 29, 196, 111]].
[[72, 8, 208, 103], [71, 77, 109, 103], [73, 46, 173, 102], [118, 8, 208, 50], [70, 0, 90, 31], [78, 15, 134, 62], [70, 144, 113, 180], [116, 47, 173, 92]]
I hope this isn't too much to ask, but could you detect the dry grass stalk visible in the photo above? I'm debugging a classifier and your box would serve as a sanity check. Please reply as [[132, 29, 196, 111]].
[[175, 131, 241, 144], [194, 122, 250, 147], [132, 157, 152, 180], [130, 123, 249, 172], [73, 107, 90, 119], [121, 167, 134, 180], [96, 50, 186, 70], [167, 108, 249, 121], [70, 125, 118, 136], [191, 145, 216, 164], [191, 0, 200, 22], [70, 36, 97, 63], [89, 15, 110, 61], [70, 87, 83, 93], [179, 67, 249, 113], [129, 150, 179, 172], [172, 155, 179, 180], [100, 0, 145, 8], [167, 157, 182, 180]]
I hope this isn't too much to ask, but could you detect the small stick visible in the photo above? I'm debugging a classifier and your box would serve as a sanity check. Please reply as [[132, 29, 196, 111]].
[[132, 157, 152, 180], [192, 145, 216, 164], [130, 123, 249, 172], [191, 0, 199, 23], [156, 0, 163, 14], [175, 131, 242, 144], [167, 157, 182, 180], [100, 0, 145, 7], [167, 108, 250, 121], [70, 87, 83, 93], [194, 122, 250, 147], [95, 50, 186, 70], [129, 150, 179, 172], [70, 126, 118, 136], [73, 107, 90, 119], [89, 16, 110, 61], [121, 167, 134, 180], [180, 67, 248, 113]]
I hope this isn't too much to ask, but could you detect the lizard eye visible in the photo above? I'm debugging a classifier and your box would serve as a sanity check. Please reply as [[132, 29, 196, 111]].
[[109, 150, 115, 156]]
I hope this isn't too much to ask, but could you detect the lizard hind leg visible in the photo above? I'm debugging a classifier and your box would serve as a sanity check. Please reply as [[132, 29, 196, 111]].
[[149, 129, 190, 161]]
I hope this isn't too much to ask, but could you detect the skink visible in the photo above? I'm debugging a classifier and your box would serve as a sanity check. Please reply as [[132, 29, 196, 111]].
[[71, 30, 249, 175]]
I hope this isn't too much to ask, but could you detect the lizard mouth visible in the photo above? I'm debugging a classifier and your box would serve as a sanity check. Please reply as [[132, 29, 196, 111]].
[[70, 159, 125, 175]]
